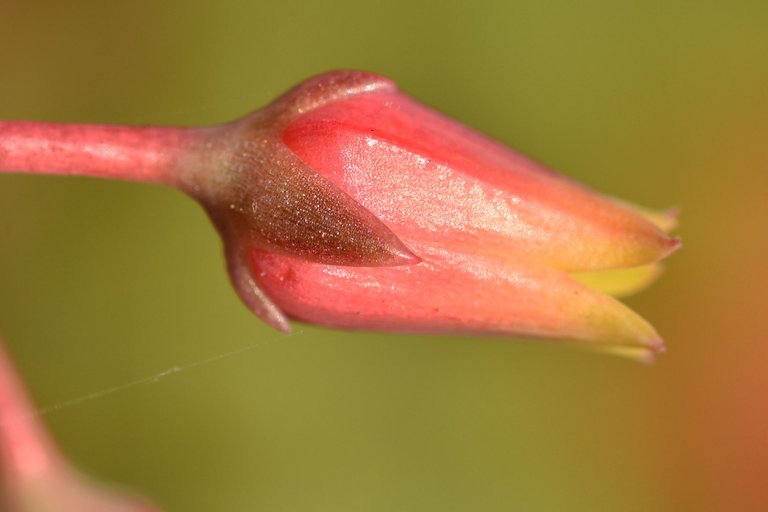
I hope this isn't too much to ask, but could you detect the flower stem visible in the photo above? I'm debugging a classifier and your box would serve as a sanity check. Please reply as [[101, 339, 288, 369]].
[[0, 121, 204, 187]]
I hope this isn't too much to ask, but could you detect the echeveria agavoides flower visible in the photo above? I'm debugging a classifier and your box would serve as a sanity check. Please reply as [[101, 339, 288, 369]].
[[180, 71, 679, 360], [0, 340, 158, 511], [0, 70, 679, 360]]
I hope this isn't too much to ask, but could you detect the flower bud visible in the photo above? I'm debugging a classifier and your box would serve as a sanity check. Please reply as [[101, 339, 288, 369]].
[[185, 71, 679, 359]]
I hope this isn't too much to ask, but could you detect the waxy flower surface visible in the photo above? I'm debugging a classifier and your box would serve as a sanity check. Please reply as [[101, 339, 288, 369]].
[[184, 71, 679, 360]]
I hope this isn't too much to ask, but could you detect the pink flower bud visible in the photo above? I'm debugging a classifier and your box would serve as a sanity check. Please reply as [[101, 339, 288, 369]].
[[184, 71, 679, 360], [0, 70, 679, 359], [0, 340, 159, 511]]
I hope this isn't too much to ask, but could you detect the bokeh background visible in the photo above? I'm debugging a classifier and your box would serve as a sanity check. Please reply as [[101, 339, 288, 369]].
[[1, 1, 766, 511]]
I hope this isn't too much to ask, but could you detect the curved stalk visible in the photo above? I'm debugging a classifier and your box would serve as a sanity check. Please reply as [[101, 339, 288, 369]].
[[0, 121, 203, 187]]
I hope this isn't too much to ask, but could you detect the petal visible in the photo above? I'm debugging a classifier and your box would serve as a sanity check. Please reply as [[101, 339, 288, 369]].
[[249, 244, 664, 351], [572, 263, 663, 298], [619, 202, 680, 233], [283, 90, 679, 272], [267, 70, 397, 127], [582, 344, 659, 364]]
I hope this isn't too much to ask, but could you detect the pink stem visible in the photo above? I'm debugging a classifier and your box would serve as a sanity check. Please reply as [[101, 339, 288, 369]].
[[0, 121, 203, 186], [0, 342, 59, 479]]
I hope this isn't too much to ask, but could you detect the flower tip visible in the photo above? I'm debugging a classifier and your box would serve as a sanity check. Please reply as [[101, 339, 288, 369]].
[[628, 203, 681, 233], [640, 219, 681, 263], [661, 206, 681, 229], [664, 235, 682, 257], [645, 231, 681, 264], [580, 292, 667, 355], [585, 336, 665, 363], [634, 323, 666, 353], [639, 341, 667, 365], [588, 345, 659, 364]]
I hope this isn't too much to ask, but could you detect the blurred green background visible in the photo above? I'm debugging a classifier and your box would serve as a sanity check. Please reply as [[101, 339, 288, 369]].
[[1, 1, 767, 511]]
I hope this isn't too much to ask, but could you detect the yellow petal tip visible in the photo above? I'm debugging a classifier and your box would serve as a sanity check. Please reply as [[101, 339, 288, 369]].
[[583, 344, 663, 364]]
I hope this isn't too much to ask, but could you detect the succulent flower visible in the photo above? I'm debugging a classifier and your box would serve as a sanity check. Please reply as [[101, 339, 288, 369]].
[[0, 70, 679, 359], [181, 71, 679, 360], [0, 339, 158, 511]]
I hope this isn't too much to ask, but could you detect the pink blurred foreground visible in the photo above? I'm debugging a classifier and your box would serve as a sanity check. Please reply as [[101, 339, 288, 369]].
[[0, 339, 157, 511]]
